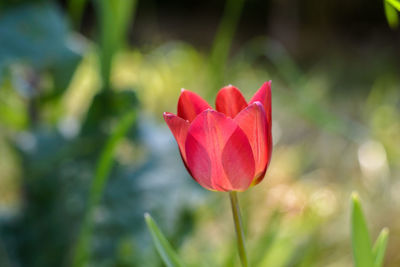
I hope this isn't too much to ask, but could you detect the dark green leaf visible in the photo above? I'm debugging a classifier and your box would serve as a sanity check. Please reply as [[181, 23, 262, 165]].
[[0, 3, 82, 90], [72, 110, 137, 267]]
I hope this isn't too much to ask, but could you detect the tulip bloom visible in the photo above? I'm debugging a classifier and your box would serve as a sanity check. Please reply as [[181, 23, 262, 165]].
[[164, 81, 272, 192]]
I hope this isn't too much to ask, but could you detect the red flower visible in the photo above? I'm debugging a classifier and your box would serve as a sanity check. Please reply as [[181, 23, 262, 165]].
[[164, 81, 272, 192]]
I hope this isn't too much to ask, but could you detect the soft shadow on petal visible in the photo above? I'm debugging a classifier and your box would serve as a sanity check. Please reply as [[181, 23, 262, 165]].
[[184, 133, 216, 190], [221, 127, 256, 191], [215, 85, 248, 118], [234, 102, 269, 182], [177, 90, 212, 122], [185, 110, 255, 191]]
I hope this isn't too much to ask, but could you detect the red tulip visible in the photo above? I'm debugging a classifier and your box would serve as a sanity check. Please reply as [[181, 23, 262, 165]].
[[164, 81, 272, 192]]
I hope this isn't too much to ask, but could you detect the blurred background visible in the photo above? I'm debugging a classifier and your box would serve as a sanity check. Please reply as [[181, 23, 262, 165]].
[[0, 0, 399, 266]]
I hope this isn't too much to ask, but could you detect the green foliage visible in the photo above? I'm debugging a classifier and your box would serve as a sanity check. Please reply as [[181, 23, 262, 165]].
[[68, 0, 88, 28], [0, 1, 398, 266], [250, 211, 282, 266], [96, 0, 138, 89], [208, 0, 245, 95], [384, 0, 400, 28], [351, 193, 389, 267], [72, 110, 137, 267], [373, 228, 389, 267], [351, 193, 374, 267], [144, 213, 185, 267], [0, 2, 81, 90], [0, 80, 28, 130], [386, 0, 400, 10]]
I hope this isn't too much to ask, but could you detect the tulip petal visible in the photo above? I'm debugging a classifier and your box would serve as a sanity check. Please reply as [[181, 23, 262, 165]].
[[215, 85, 248, 118], [235, 102, 272, 184], [177, 90, 211, 122], [185, 110, 255, 191], [163, 112, 190, 163], [250, 81, 272, 126]]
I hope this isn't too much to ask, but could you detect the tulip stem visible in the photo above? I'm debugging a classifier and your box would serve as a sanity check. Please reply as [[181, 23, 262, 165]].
[[229, 191, 248, 267]]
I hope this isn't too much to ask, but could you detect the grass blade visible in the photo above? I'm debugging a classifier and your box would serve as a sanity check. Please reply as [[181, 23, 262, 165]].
[[96, 0, 138, 90], [144, 213, 185, 267], [72, 110, 137, 267], [373, 228, 389, 267], [351, 192, 374, 267]]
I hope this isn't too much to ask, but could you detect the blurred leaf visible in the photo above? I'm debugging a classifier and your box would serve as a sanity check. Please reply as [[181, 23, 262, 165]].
[[145, 213, 185, 267], [73, 109, 137, 267], [96, 0, 138, 89], [90, 110, 137, 206], [250, 211, 282, 266], [236, 37, 369, 143], [386, 0, 400, 10], [256, 237, 296, 267], [372, 228, 389, 267], [0, 79, 28, 130], [0, 237, 12, 267], [68, 0, 88, 28], [384, 1, 399, 29], [208, 0, 245, 94], [285, 236, 319, 267], [81, 90, 139, 135], [0, 2, 82, 90], [115, 238, 136, 267], [351, 192, 374, 267]]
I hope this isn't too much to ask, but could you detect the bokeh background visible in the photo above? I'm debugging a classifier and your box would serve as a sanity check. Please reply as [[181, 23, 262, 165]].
[[0, 0, 399, 266]]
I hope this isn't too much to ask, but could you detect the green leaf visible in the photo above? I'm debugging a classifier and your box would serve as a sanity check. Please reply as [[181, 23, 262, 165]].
[[68, 0, 88, 28], [373, 228, 389, 267], [144, 213, 185, 267], [208, 0, 245, 94], [351, 192, 374, 267], [384, 1, 399, 29], [96, 0, 138, 89], [0, 3, 82, 88], [386, 0, 400, 10], [72, 110, 137, 267]]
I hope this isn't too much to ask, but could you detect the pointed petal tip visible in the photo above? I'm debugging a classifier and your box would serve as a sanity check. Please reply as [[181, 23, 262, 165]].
[[250, 101, 263, 108], [181, 88, 186, 92], [264, 80, 272, 89], [163, 112, 177, 120], [221, 84, 236, 90], [247, 101, 266, 114], [201, 108, 215, 115]]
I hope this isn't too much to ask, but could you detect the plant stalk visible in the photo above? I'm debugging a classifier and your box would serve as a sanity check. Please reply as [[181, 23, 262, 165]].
[[229, 191, 248, 267]]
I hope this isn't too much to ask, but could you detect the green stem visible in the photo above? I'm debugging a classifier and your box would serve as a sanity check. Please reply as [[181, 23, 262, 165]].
[[229, 191, 248, 267]]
